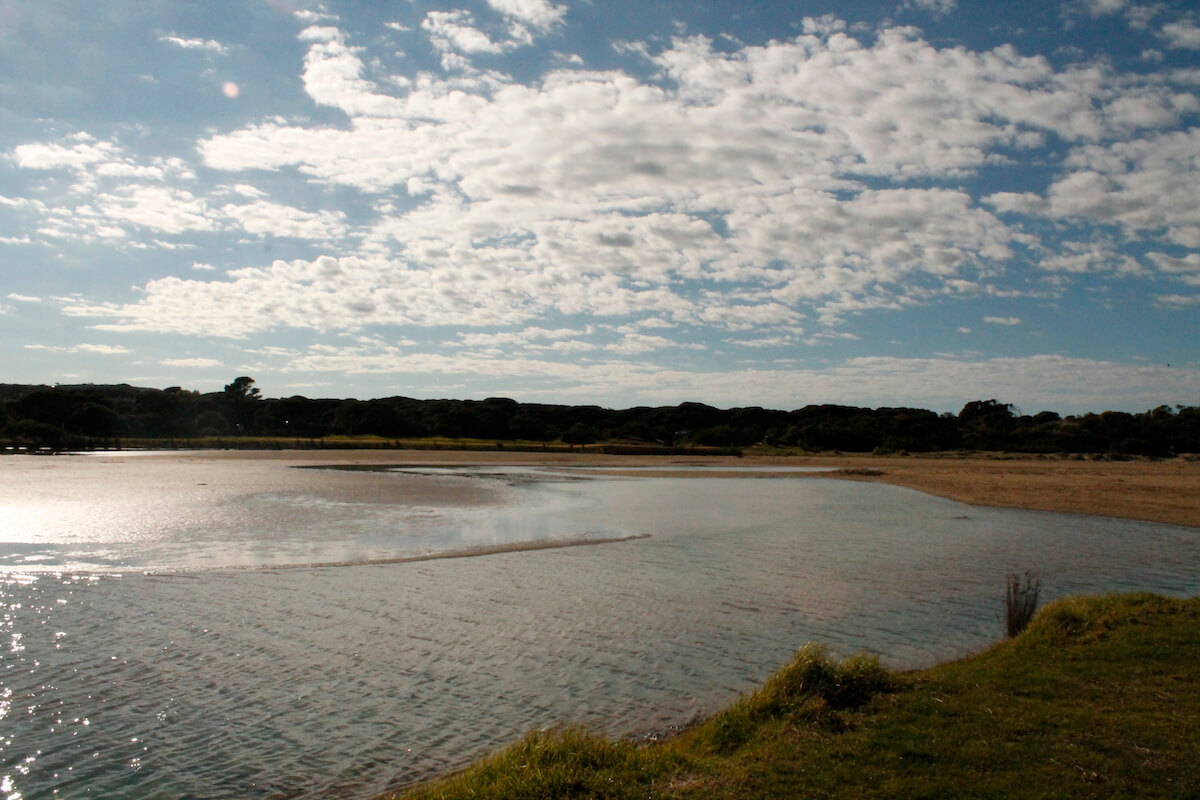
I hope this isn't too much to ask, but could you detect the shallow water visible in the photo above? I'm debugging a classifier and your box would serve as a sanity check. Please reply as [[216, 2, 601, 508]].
[[1, 457, 1198, 799]]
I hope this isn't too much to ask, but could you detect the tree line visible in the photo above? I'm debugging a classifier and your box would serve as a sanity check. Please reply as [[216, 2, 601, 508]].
[[1, 379, 1197, 456]]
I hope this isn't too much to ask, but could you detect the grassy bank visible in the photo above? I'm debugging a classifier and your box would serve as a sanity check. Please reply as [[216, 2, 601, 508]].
[[388, 593, 1199, 799]]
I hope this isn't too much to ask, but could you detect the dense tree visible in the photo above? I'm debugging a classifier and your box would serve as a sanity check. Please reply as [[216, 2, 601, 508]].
[[0, 382, 1196, 456], [957, 399, 1016, 450]]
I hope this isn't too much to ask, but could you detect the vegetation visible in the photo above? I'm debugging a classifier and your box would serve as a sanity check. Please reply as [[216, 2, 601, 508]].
[[1005, 571, 1042, 637], [1, 381, 1198, 456], [391, 593, 1199, 800]]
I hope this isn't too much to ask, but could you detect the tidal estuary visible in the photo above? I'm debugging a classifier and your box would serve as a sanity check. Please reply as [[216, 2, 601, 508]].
[[1, 453, 1198, 799]]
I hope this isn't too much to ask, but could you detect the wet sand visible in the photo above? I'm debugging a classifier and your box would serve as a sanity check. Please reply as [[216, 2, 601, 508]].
[[96, 448, 1200, 529]]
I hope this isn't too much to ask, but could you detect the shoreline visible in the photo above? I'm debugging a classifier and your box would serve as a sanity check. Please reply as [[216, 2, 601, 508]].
[[76, 448, 1200, 529], [392, 593, 1200, 800]]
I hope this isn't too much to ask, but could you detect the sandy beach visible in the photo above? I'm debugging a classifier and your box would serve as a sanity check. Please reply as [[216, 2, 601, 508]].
[[91, 448, 1200, 529]]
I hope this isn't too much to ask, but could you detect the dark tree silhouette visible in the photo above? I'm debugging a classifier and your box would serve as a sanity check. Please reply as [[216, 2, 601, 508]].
[[224, 377, 260, 399], [1, 382, 1196, 455]]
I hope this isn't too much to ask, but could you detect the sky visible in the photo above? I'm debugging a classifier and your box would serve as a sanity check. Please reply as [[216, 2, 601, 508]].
[[1, 0, 1199, 414]]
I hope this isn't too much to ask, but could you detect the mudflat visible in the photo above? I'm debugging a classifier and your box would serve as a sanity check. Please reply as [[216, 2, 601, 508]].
[[120, 448, 1200, 529]]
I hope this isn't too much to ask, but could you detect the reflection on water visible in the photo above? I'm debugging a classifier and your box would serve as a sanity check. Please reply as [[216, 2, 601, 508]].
[[1, 457, 1198, 799], [0, 459, 605, 571]]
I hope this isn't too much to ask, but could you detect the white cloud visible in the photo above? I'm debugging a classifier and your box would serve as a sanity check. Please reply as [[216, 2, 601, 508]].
[[901, 0, 957, 16], [0, 194, 41, 208], [1147, 252, 1200, 286], [485, 0, 566, 32], [1156, 293, 1200, 307], [1076, 0, 1128, 16], [200, 17, 1143, 199], [93, 186, 218, 234], [459, 327, 583, 347], [159, 34, 229, 55], [298, 26, 408, 115], [226, 183, 267, 198], [61, 252, 707, 337], [8, 15, 1196, 390], [94, 162, 168, 179], [609, 333, 683, 355], [4, 131, 364, 244], [801, 15, 847, 35], [11, 136, 119, 171], [732, 335, 795, 348], [6, 293, 41, 302], [423, 11, 513, 58], [1007, 129, 1200, 249], [161, 357, 223, 368], [221, 200, 348, 240], [294, 9, 339, 24], [1038, 240, 1141, 274], [1102, 89, 1197, 132], [1161, 21, 1200, 50], [192, 23, 1147, 341], [1124, 5, 1162, 29], [984, 316, 1022, 325], [25, 343, 131, 355]]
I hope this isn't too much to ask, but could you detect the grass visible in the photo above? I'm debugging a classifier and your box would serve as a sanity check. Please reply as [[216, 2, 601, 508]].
[[388, 593, 1200, 800]]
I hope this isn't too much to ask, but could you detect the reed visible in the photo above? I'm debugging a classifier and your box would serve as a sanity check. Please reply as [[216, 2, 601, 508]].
[[1004, 570, 1041, 637]]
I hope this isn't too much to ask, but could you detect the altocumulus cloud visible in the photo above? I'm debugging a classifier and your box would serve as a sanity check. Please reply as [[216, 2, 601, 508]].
[[0, 2, 1197, 411], [75, 23, 1136, 334]]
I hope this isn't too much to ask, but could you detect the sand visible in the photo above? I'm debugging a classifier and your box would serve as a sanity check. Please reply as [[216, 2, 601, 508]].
[[106, 448, 1200, 529], [808, 453, 1200, 529]]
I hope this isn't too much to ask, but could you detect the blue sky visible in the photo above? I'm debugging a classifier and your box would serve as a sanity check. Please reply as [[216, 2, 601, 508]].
[[1, 0, 1198, 414]]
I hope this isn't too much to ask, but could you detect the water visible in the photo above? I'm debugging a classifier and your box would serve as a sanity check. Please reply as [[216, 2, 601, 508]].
[[1, 455, 1198, 799]]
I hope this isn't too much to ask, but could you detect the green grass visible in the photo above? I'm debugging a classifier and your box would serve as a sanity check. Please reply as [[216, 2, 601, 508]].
[[389, 593, 1199, 800]]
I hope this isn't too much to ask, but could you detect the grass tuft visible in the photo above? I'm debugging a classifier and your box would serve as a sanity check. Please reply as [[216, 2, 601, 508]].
[[399, 726, 669, 800], [1004, 570, 1041, 637], [1019, 591, 1191, 646], [704, 645, 893, 753]]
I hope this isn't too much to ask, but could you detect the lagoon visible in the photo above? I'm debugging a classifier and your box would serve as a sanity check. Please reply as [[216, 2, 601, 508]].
[[1, 453, 1198, 799]]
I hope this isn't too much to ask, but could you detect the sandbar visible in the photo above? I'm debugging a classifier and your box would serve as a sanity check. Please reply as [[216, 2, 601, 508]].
[[73, 448, 1200, 529]]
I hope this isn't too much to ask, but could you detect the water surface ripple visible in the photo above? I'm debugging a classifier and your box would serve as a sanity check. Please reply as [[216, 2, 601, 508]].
[[1, 460, 1197, 799]]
